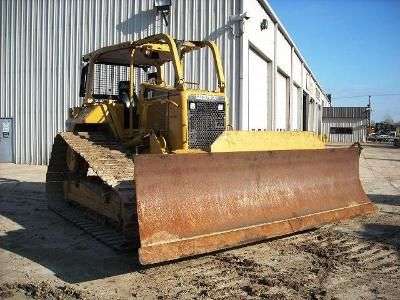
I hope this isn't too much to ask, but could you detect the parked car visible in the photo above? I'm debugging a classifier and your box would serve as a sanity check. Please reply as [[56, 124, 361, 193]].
[[388, 132, 396, 143], [376, 134, 390, 143], [367, 133, 378, 142], [367, 132, 396, 144], [394, 137, 400, 147]]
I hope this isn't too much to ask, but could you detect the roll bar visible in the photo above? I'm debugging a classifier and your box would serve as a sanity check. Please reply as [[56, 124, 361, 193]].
[[83, 34, 225, 102]]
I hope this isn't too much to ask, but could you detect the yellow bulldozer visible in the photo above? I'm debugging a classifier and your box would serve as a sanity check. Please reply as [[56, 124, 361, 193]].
[[46, 34, 375, 265]]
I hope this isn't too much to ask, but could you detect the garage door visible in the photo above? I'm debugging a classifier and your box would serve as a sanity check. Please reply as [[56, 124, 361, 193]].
[[248, 48, 269, 130], [291, 84, 301, 130], [275, 72, 288, 130]]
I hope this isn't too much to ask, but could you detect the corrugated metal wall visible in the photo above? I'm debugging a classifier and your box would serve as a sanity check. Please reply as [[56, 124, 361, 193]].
[[0, 0, 240, 164], [322, 107, 369, 143], [322, 119, 368, 143]]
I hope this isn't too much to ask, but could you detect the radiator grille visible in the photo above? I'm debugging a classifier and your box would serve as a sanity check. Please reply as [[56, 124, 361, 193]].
[[188, 96, 225, 150]]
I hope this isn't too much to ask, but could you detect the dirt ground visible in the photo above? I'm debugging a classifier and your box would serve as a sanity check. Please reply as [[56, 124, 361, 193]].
[[0, 144, 399, 299]]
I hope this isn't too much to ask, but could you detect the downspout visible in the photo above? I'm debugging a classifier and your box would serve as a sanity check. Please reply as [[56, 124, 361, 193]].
[[300, 62, 304, 130], [289, 47, 294, 130], [238, 0, 245, 130], [272, 22, 278, 130]]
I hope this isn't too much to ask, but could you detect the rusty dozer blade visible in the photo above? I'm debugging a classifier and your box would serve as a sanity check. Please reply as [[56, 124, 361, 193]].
[[135, 147, 376, 265]]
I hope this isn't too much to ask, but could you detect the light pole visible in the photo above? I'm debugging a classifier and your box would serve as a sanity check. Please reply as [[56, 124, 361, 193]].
[[367, 95, 371, 133]]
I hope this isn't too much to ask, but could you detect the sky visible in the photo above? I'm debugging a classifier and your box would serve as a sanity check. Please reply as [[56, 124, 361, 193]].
[[268, 0, 400, 122]]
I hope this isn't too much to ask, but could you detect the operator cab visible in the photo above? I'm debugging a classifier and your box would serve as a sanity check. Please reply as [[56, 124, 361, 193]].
[[76, 34, 226, 152]]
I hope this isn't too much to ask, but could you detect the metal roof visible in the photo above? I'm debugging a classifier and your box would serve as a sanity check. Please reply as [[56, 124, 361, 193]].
[[323, 107, 370, 119]]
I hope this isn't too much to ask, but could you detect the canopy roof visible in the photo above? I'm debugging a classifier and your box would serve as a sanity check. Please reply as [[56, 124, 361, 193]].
[[82, 38, 202, 67]]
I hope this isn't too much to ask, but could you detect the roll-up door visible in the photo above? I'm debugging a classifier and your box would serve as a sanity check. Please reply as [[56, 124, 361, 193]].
[[275, 72, 288, 130], [291, 84, 301, 130], [248, 48, 269, 130]]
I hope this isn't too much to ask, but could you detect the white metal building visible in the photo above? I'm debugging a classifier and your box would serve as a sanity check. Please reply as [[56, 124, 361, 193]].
[[322, 107, 369, 143], [0, 0, 328, 164]]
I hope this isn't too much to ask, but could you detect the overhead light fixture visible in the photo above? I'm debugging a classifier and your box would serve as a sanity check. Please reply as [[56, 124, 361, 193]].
[[154, 0, 171, 26], [227, 12, 250, 38], [260, 19, 268, 31], [229, 12, 250, 23]]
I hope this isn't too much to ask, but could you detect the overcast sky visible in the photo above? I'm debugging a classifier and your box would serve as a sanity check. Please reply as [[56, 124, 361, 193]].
[[269, 0, 400, 122]]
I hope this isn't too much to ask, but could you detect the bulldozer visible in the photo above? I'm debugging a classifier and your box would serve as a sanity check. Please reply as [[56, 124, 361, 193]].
[[46, 34, 375, 265]]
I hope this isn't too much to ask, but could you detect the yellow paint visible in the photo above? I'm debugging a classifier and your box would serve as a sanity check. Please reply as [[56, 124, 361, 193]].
[[82, 104, 109, 123], [72, 34, 327, 155], [68, 102, 128, 140], [141, 43, 171, 54], [137, 83, 225, 152], [211, 131, 326, 152]]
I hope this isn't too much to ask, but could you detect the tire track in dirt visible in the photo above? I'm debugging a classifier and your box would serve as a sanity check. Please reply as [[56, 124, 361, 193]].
[[208, 227, 399, 299], [132, 225, 399, 299]]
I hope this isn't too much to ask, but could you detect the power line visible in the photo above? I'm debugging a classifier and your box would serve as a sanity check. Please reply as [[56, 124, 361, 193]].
[[333, 93, 400, 99]]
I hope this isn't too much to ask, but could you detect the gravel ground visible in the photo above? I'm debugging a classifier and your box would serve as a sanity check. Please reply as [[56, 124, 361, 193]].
[[0, 144, 399, 299]]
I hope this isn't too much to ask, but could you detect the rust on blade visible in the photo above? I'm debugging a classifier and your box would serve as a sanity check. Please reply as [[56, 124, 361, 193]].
[[134, 148, 376, 265]]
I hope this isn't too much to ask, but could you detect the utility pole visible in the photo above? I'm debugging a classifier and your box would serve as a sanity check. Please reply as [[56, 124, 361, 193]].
[[367, 95, 371, 133]]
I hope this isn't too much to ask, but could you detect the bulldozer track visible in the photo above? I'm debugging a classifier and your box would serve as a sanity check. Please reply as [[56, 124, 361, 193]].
[[49, 196, 132, 252], [0, 189, 133, 252], [58, 132, 135, 188], [46, 131, 138, 251]]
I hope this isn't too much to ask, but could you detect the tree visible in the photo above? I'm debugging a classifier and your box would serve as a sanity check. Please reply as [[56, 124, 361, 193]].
[[383, 114, 394, 124]]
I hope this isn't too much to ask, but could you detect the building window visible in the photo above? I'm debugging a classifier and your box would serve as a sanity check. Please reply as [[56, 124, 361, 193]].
[[330, 127, 353, 134]]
